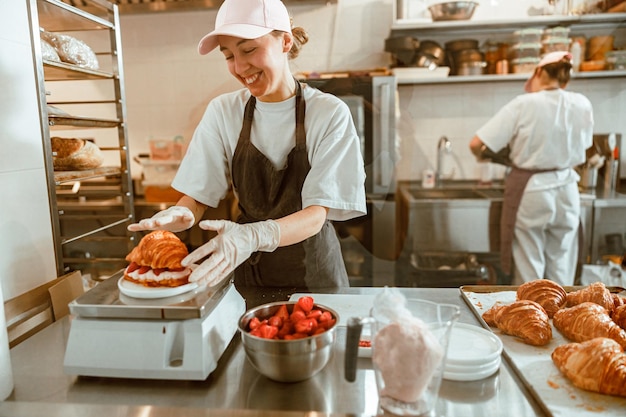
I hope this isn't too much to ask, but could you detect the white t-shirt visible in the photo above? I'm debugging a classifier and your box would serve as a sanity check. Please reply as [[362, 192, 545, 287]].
[[172, 84, 367, 221], [476, 89, 594, 191]]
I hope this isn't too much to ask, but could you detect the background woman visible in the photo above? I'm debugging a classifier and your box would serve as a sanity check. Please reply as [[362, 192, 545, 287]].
[[469, 51, 594, 286]]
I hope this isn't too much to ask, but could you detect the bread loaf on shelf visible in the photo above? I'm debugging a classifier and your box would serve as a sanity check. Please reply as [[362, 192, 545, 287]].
[[51, 137, 104, 171]]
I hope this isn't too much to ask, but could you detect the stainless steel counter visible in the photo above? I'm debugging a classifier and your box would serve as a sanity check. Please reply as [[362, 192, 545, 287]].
[[0, 287, 545, 417]]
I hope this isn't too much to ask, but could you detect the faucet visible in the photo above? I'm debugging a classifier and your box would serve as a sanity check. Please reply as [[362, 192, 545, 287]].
[[436, 136, 452, 187]]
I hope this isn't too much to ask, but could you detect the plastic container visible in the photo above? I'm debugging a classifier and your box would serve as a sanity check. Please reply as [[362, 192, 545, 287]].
[[605, 50, 626, 70], [542, 37, 571, 53], [511, 57, 540, 73], [513, 28, 544, 44], [509, 42, 542, 60]]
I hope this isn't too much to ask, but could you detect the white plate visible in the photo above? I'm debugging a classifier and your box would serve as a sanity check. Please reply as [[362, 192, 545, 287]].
[[117, 277, 197, 299], [445, 323, 503, 367], [443, 358, 500, 382], [444, 356, 501, 374]]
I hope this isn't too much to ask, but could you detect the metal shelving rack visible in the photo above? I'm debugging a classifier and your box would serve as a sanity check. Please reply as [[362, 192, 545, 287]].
[[389, 6, 626, 85], [28, 0, 136, 278]]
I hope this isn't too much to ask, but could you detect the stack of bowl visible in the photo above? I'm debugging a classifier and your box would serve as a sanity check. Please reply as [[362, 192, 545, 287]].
[[445, 39, 484, 75]]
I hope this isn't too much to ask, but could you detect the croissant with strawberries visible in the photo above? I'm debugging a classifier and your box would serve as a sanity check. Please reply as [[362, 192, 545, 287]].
[[553, 302, 626, 350], [516, 279, 566, 318], [124, 230, 192, 287], [566, 282, 614, 314], [552, 337, 626, 397], [482, 300, 552, 346]]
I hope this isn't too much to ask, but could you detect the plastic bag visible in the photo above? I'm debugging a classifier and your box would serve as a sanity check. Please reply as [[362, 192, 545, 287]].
[[40, 30, 99, 70], [40, 39, 60, 62]]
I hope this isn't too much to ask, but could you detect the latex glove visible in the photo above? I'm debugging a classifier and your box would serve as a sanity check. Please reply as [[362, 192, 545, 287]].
[[127, 206, 195, 232], [182, 219, 281, 287]]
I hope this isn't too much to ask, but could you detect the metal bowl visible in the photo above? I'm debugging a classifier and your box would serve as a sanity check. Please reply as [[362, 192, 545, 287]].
[[238, 301, 339, 382], [428, 1, 479, 21]]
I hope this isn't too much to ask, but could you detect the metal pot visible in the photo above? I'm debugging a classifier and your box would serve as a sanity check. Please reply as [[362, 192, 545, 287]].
[[456, 61, 487, 76], [238, 301, 339, 383], [428, 1, 479, 21]]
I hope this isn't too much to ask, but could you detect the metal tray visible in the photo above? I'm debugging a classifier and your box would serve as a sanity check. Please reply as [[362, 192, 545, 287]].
[[48, 114, 120, 129], [460, 285, 626, 417], [69, 270, 234, 320]]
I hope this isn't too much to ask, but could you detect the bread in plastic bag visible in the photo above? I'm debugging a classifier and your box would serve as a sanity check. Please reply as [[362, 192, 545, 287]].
[[40, 39, 60, 62], [51, 137, 104, 171], [40, 30, 99, 70]]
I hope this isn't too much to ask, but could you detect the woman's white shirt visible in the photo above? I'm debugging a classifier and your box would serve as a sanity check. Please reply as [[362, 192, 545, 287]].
[[477, 89, 594, 191], [172, 84, 367, 221]]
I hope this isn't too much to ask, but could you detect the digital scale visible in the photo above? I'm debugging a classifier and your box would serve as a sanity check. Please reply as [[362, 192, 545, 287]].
[[63, 271, 245, 380]]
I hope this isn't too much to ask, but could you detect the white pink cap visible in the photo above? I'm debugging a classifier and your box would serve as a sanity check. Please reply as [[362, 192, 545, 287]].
[[524, 51, 573, 92], [198, 0, 292, 55]]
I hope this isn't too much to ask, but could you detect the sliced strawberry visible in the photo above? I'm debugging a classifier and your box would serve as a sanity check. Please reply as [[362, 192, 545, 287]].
[[297, 296, 314, 314], [306, 309, 322, 320], [126, 262, 140, 273], [277, 321, 294, 339], [290, 310, 306, 324], [248, 317, 262, 331], [273, 304, 290, 322], [152, 268, 166, 276], [138, 265, 151, 274], [268, 316, 283, 328], [294, 318, 318, 335], [318, 311, 333, 323], [257, 323, 278, 339]]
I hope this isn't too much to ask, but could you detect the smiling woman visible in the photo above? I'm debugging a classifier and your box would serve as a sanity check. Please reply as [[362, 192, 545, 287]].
[[127, 0, 367, 291]]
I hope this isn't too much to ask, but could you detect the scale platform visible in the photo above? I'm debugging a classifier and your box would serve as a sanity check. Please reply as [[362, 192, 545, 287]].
[[63, 271, 245, 380]]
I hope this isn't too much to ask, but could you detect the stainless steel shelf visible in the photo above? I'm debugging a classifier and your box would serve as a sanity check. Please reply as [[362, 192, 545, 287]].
[[396, 69, 626, 85], [391, 12, 626, 32]]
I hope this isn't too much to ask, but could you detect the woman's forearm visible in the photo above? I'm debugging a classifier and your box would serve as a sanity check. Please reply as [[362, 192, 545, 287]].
[[276, 205, 329, 247], [176, 195, 208, 226]]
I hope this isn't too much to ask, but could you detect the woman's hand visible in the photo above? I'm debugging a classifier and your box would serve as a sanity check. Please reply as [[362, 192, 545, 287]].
[[183, 219, 281, 287], [127, 206, 195, 232]]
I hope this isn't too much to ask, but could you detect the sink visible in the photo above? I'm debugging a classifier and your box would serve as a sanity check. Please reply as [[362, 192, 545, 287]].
[[409, 188, 487, 200]]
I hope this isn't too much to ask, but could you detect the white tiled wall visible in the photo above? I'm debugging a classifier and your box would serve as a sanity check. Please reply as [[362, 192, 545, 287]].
[[118, 0, 626, 183], [1, 0, 58, 299]]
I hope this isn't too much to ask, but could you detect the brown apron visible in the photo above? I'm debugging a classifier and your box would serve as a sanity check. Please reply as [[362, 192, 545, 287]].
[[231, 80, 349, 289], [500, 166, 583, 276]]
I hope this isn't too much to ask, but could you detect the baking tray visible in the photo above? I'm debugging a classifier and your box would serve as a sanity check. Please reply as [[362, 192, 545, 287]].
[[460, 285, 626, 417], [69, 270, 234, 320], [48, 114, 120, 129]]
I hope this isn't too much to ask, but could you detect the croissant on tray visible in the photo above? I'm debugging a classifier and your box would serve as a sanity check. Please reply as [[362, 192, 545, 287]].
[[552, 337, 626, 397], [566, 282, 615, 314], [612, 304, 626, 331], [482, 300, 552, 346], [516, 279, 566, 318], [553, 302, 626, 350]]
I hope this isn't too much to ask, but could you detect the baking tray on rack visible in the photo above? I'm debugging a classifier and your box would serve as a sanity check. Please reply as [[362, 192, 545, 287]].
[[48, 114, 120, 129], [460, 285, 626, 417]]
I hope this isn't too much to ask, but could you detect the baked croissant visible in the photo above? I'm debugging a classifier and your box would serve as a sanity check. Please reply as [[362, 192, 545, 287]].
[[613, 294, 626, 310], [516, 279, 566, 318], [612, 304, 626, 331], [126, 230, 188, 269], [566, 282, 614, 314], [552, 337, 626, 397], [553, 302, 626, 350], [124, 230, 192, 288], [482, 300, 552, 346]]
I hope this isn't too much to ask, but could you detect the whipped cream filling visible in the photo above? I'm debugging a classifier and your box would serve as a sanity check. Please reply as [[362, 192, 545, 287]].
[[125, 266, 191, 282]]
